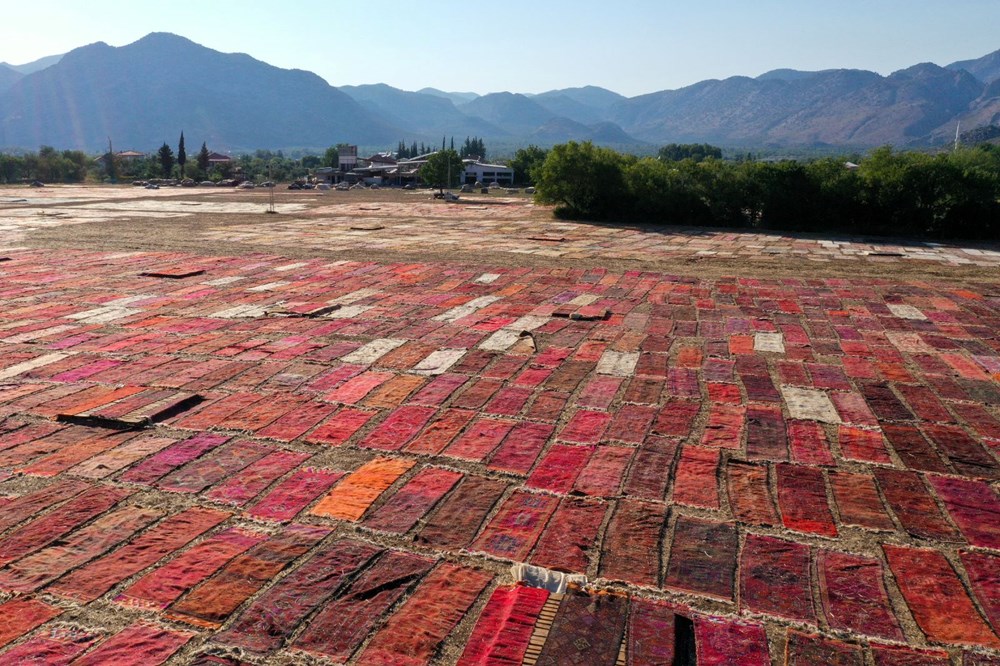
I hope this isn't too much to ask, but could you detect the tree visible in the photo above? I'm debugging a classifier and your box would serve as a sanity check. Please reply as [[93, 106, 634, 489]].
[[460, 136, 486, 160], [323, 143, 352, 169], [158, 142, 175, 178], [658, 143, 723, 163], [624, 157, 711, 224], [323, 145, 339, 168], [510, 145, 548, 186], [197, 142, 210, 175], [0, 153, 24, 184], [420, 149, 463, 190], [177, 132, 187, 178], [534, 141, 630, 219]]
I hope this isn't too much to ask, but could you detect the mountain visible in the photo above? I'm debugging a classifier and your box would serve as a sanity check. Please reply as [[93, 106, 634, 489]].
[[609, 64, 985, 146], [0, 33, 399, 151], [457, 93, 559, 135], [929, 77, 1000, 143], [532, 86, 626, 110], [756, 69, 839, 82], [528, 87, 627, 125], [0, 66, 22, 95], [1, 54, 63, 75], [947, 49, 1000, 84], [528, 117, 641, 145], [339, 84, 505, 138], [1, 34, 1000, 151], [416, 87, 480, 104]]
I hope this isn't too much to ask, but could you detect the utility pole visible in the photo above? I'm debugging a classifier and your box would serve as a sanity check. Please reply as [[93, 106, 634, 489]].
[[267, 161, 276, 214], [106, 137, 117, 184]]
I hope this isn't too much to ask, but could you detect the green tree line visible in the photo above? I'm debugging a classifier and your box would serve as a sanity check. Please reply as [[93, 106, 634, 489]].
[[0, 144, 323, 184], [534, 141, 1000, 239], [0, 146, 89, 183]]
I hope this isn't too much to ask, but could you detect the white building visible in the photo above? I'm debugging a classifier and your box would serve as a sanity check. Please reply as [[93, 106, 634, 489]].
[[461, 160, 514, 186]]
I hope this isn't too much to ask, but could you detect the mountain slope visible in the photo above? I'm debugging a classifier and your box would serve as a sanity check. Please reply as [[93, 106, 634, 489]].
[[1, 54, 63, 75], [528, 117, 641, 145], [947, 49, 1000, 84], [0, 33, 399, 151], [339, 84, 505, 138], [457, 93, 558, 135], [0, 66, 22, 95], [1, 34, 999, 150], [610, 64, 985, 146], [531, 86, 625, 110], [416, 87, 479, 104]]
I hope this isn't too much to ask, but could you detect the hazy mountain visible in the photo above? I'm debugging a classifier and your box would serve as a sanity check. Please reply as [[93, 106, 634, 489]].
[[530, 94, 606, 125], [0, 33, 400, 151], [1, 34, 999, 151], [526, 86, 625, 125], [947, 49, 1000, 84], [0, 66, 22, 95], [588, 121, 642, 144], [458, 93, 558, 135], [929, 77, 1000, 143], [756, 69, 842, 82], [610, 64, 985, 146], [339, 84, 505, 138], [1, 54, 63, 75], [532, 86, 626, 110], [416, 87, 480, 104], [528, 117, 641, 145]]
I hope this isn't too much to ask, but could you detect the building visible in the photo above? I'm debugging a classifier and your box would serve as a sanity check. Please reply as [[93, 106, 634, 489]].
[[338, 145, 358, 171], [313, 149, 514, 188], [461, 160, 514, 186]]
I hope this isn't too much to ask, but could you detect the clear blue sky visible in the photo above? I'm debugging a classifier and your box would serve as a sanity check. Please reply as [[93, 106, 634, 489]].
[[3, 0, 999, 97]]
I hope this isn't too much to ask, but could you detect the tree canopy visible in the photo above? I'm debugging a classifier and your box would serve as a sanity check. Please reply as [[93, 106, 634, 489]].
[[177, 132, 187, 178], [420, 149, 464, 189], [533, 142, 1000, 239], [157, 142, 175, 178], [534, 141, 630, 219], [658, 143, 723, 163], [510, 145, 548, 186], [197, 142, 210, 174]]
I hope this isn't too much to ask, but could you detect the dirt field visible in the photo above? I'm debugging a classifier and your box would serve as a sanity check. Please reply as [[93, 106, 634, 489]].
[[0, 184, 998, 665]]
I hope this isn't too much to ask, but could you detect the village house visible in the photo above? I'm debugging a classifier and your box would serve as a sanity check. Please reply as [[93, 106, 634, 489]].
[[314, 147, 514, 187], [206, 151, 233, 166]]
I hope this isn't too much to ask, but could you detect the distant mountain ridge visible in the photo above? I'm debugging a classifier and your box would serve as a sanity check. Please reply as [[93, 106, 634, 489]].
[[0, 66, 22, 95], [0, 33, 399, 152], [1, 54, 64, 75], [0, 33, 999, 151]]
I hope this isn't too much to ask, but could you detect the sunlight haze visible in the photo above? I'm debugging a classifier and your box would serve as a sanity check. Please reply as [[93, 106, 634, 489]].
[[2, 0, 999, 96]]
